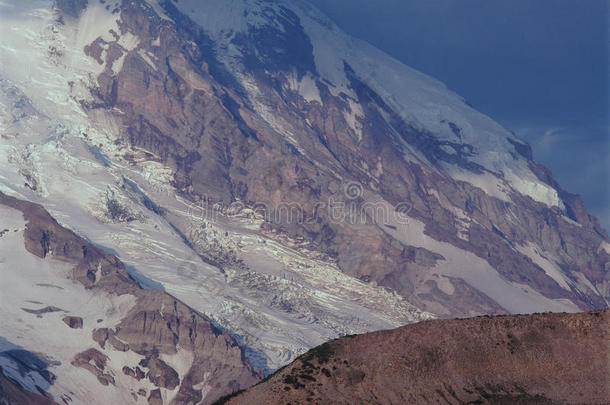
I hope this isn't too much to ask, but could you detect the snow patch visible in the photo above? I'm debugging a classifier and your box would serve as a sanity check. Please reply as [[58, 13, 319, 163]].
[[505, 171, 565, 209], [516, 243, 571, 290], [117, 31, 140, 52], [287, 72, 321, 104], [449, 167, 512, 203], [573, 272, 598, 295], [137, 48, 157, 70], [365, 194, 580, 314], [344, 97, 364, 141], [144, 0, 172, 21]]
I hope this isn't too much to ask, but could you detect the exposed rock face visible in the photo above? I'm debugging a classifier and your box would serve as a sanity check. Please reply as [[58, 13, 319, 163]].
[[139, 354, 180, 390], [148, 388, 163, 405], [71, 348, 115, 386], [74, 0, 608, 317], [0, 192, 261, 404], [224, 310, 610, 405]]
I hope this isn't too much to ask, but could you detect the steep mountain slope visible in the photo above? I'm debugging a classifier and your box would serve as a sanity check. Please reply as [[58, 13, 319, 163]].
[[0, 192, 261, 404], [0, 0, 608, 402], [157, 0, 609, 317], [222, 310, 610, 405], [0, 0, 431, 374]]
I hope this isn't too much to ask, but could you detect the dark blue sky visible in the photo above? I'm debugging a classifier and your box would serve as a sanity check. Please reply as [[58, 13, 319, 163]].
[[309, 0, 609, 231]]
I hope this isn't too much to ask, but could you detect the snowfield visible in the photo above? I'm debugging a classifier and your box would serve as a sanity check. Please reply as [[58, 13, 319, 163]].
[[0, 205, 141, 403]]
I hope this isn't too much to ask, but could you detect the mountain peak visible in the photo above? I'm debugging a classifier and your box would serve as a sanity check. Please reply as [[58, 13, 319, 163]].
[[0, 1, 607, 403]]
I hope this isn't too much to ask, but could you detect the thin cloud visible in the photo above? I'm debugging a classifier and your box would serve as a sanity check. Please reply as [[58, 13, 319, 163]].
[[537, 127, 563, 150]]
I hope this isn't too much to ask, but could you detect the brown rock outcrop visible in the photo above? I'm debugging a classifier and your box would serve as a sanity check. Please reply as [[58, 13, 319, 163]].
[[71, 348, 115, 386], [147, 388, 163, 405], [139, 354, 180, 390], [122, 365, 146, 381]]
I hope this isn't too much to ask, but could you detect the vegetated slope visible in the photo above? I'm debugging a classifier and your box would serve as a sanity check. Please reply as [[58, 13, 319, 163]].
[[223, 310, 610, 405]]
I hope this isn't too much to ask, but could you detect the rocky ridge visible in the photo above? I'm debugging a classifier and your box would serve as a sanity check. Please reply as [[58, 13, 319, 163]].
[[223, 310, 610, 405]]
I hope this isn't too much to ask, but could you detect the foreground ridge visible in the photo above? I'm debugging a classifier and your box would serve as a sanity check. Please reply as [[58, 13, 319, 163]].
[[222, 310, 610, 405]]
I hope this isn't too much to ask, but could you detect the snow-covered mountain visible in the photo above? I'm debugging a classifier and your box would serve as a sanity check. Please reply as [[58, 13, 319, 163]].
[[0, 0, 608, 403]]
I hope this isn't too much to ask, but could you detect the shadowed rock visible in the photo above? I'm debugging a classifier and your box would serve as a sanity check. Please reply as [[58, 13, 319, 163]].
[[62, 316, 83, 329]]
